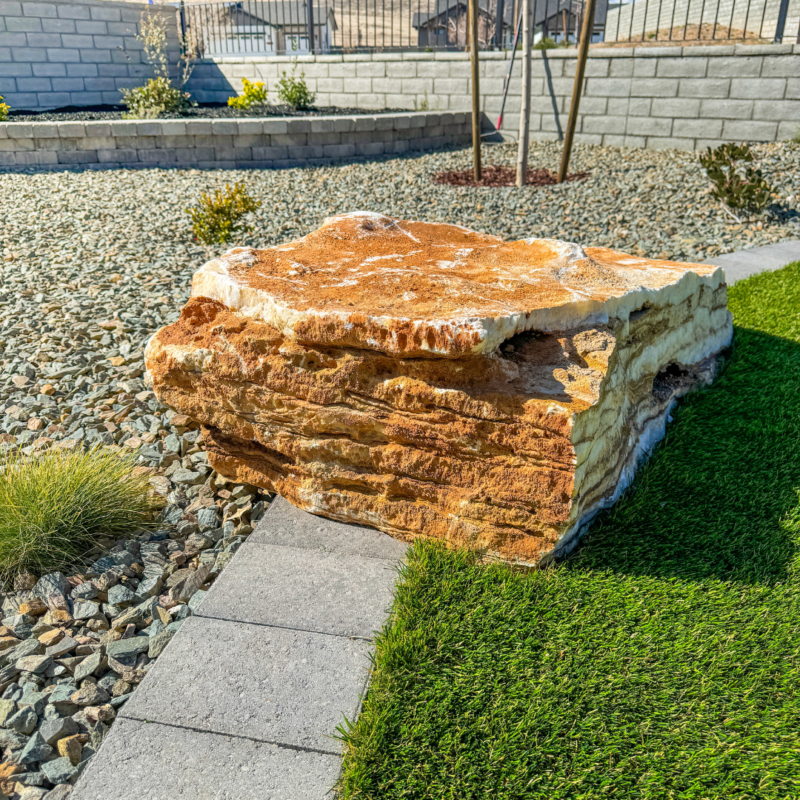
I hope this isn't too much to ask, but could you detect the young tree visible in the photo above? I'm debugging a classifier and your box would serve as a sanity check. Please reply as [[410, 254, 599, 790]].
[[515, 0, 532, 186]]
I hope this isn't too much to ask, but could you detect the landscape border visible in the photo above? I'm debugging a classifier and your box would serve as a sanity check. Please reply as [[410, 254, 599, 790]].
[[0, 110, 471, 171]]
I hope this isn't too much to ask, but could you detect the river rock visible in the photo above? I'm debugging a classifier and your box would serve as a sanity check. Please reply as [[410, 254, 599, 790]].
[[145, 212, 733, 563]]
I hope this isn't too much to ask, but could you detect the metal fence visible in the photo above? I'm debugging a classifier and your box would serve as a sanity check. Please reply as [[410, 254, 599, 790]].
[[604, 0, 800, 43], [177, 0, 800, 57]]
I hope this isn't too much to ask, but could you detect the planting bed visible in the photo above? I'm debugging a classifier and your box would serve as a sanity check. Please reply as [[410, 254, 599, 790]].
[[0, 111, 470, 171], [5, 104, 406, 124]]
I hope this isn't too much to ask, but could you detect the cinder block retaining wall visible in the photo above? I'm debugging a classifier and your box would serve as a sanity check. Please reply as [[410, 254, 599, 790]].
[[0, 111, 471, 171], [187, 44, 800, 150], [0, 0, 179, 111]]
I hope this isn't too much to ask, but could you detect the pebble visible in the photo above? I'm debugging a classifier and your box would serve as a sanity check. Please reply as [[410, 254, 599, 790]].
[[18, 733, 53, 766], [40, 758, 79, 787]]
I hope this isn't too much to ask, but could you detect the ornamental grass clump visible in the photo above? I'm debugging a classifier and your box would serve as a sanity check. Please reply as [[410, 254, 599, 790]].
[[228, 78, 268, 110], [0, 446, 158, 586], [188, 182, 261, 245]]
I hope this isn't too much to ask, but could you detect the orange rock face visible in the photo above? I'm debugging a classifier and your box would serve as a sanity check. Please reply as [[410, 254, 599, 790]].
[[146, 213, 733, 564]]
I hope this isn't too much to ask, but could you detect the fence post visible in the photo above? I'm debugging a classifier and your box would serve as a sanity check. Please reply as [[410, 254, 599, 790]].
[[178, 0, 186, 56], [495, 0, 505, 48], [307, 0, 316, 53], [773, 0, 790, 42]]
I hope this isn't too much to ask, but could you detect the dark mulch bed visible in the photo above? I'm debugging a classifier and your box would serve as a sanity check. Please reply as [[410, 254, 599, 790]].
[[432, 165, 590, 187], [6, 103, 406, 123]]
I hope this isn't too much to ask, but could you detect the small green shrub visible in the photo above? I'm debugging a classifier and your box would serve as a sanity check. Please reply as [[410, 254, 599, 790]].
[[121, 76, 191, 119], [699, 142, 773, 212], [533, 36, 568, 50], [119, 6, 196, 119], [0, 96, 9, 122], [188, 182, 261, 245], [228, 78, 269, 110], [276, 62, 316, 110], [0, 445, 158, 585]]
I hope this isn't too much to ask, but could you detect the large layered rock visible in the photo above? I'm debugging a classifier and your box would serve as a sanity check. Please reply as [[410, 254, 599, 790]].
[[145, 212, 732, 564]]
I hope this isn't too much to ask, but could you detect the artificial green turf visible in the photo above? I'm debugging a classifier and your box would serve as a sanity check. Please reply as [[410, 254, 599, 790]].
[[338, 262, 800, 800]]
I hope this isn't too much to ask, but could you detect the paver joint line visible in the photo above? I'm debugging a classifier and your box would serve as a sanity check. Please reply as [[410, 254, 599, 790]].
[[120, 715, 344, 757], [192, 611, 379, 642]]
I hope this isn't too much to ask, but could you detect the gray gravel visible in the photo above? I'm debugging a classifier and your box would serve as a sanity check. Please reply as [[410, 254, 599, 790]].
[[0, 138, 798, 797]]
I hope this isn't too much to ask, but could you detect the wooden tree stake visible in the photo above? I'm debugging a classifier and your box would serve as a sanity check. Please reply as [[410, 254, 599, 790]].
[[557, 0, 596, 183], [515, 0, 532, 187], [469, 0, 482, 181]]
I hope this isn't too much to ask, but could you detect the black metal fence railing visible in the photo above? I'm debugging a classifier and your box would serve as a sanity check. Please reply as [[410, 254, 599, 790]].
[[177, 0, 800, 58], [604, 0, 800, 43]]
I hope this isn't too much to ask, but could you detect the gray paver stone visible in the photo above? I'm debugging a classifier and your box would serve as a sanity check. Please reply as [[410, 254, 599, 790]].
[[119, 616, 370, 752], [71, 717, 341, 800], [252, 496, 409, 559], [198, 541, 398, 638]]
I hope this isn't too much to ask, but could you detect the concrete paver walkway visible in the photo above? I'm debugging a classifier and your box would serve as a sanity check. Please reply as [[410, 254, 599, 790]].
[[72, 498, 407, 799], [71, 239, 800, 799], [705, 239, 800, 283]]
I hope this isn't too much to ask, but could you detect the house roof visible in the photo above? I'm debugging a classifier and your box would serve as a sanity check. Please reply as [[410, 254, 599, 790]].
[[413, 0, 605, 29], [413, 0, 516, 28], [235, 1, 336, 27]]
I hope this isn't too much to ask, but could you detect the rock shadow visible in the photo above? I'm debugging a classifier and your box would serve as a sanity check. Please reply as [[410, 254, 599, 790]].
[[567, 327, 800, 586]]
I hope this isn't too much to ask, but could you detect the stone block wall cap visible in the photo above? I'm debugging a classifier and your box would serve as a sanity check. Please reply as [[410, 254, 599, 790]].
[[585, 47, 631, 57], [634, 45, 685, 57], [538, 48, 580, 58], [433, 51, 470, 60], [680, 44, 736, 56], [735, 42, 794, 55], [53, 0, 177, 9]]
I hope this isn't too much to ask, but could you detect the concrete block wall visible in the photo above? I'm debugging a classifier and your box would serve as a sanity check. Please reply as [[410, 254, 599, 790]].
[[0, 111, 471, 171], [0, 0, 179, 110], [187, 43, 800, 150]]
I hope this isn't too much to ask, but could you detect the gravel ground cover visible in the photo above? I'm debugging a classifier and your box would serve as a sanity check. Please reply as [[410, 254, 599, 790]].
[[432, 165, 589, 186], [6, 104, 405, 123], [0, 139, 797, 799]]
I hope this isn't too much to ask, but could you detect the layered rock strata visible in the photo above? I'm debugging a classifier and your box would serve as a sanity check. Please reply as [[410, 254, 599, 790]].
[[145, 213, 732, 564]]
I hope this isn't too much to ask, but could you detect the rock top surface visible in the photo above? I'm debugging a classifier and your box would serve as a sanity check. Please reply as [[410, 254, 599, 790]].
[[191, 212, 724, 358]]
